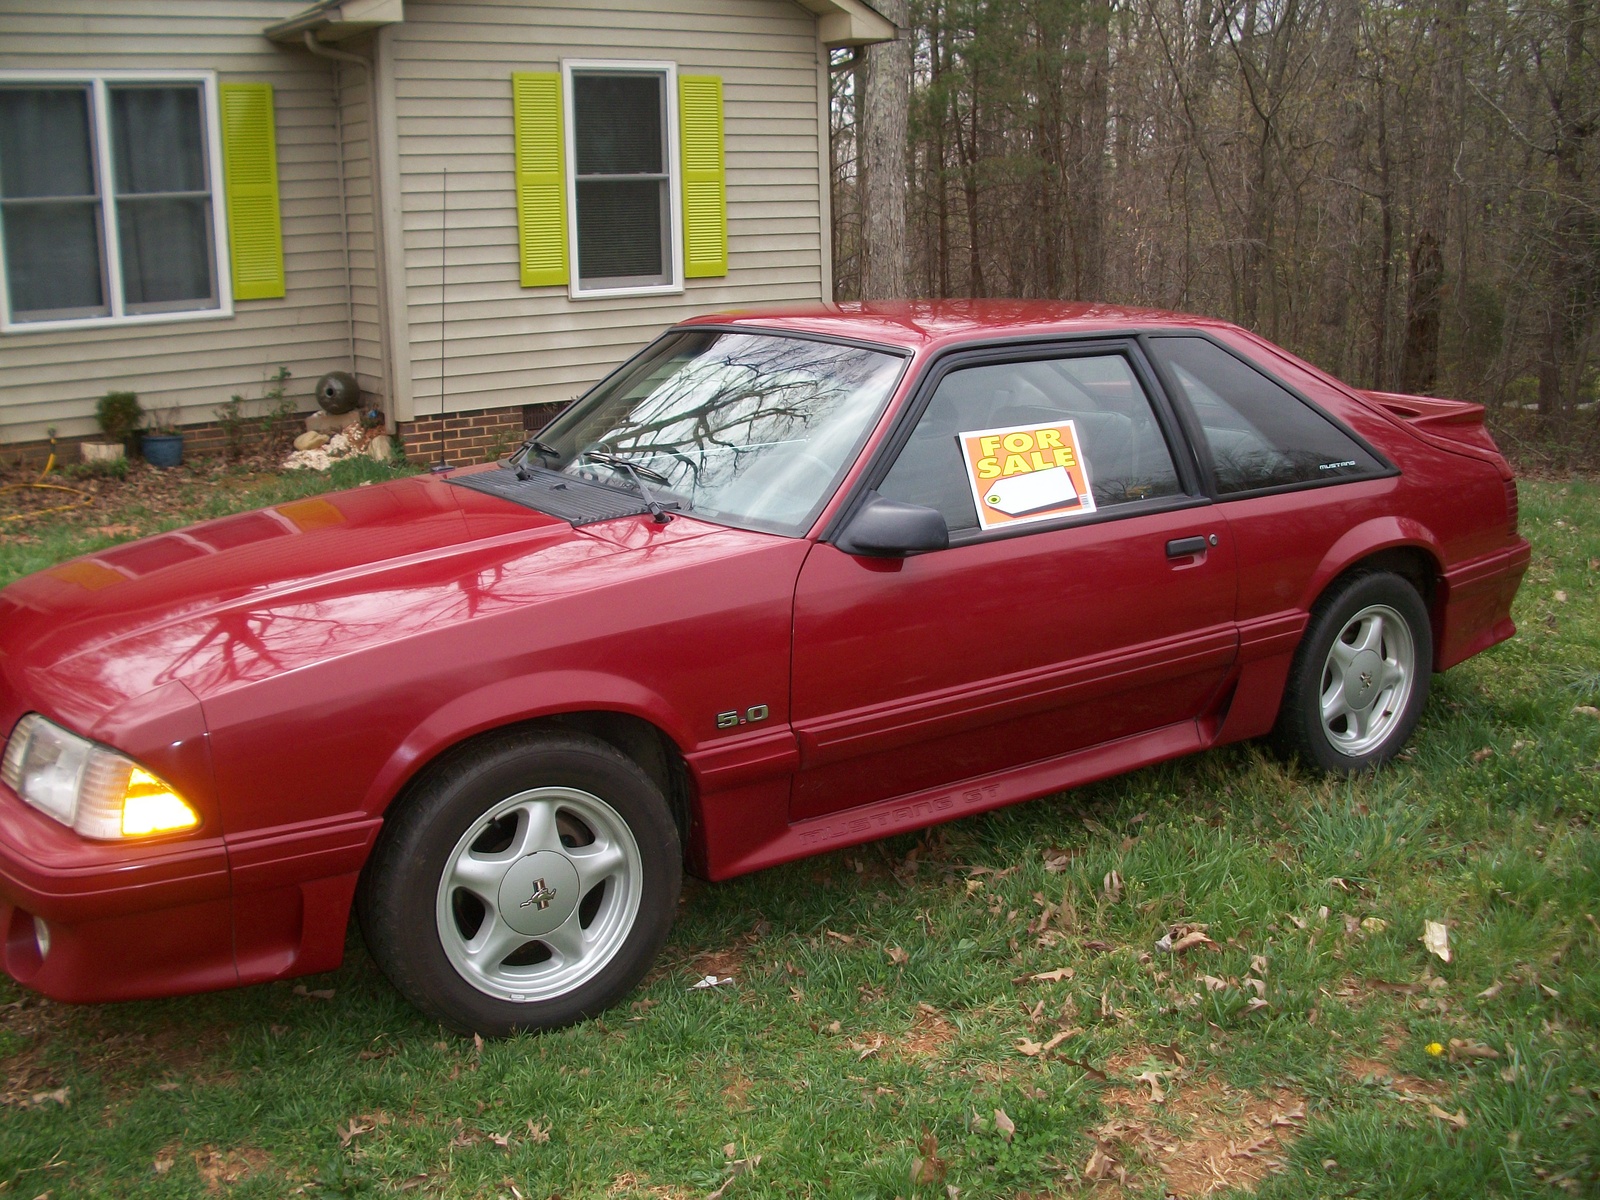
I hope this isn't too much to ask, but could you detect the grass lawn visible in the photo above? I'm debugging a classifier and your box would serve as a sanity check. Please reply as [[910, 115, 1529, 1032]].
[[0, 465, 1596, 1199]]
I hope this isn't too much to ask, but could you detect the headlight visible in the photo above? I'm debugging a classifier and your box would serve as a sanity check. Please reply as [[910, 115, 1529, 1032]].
[[1, 713, 199, 839]]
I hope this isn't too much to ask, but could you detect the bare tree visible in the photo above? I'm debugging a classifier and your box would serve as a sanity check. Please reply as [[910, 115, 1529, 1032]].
[[860, 0, 913, 298]]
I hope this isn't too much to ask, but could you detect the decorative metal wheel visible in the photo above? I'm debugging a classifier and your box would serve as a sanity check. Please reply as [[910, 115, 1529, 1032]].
[[1318, 602, 1415, 758], [434, 786, 643, 1002]]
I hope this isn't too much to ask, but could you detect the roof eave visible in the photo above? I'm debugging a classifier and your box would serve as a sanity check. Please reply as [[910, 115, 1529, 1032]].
[[264, 0, 403, 44], [792, 0, 897, 48]]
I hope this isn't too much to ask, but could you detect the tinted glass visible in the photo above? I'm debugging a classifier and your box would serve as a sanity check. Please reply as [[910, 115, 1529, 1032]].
[[1, 201, 106, 316], [536, 331, 905, 536], [575, 179, 663, 280], [0, 88, 96, 198], [118, 197, 214, 306], [573, 74, 663, 175], [1149, 337, 1382, 494], [110, 86, 207, 194], [880, 353, 1183, 533]]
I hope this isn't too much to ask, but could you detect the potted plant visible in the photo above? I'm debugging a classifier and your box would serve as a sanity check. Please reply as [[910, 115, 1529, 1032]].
[[140, 407, 184, 468], [86, 390, 142, 464]]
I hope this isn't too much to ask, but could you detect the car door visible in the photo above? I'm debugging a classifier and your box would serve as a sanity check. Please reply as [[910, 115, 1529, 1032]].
[[788, 342, 1240, 821]]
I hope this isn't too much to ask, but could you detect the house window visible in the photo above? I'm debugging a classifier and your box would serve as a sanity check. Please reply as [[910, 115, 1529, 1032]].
[[0, 73, 228, 332], [565, 62, 680, 296]]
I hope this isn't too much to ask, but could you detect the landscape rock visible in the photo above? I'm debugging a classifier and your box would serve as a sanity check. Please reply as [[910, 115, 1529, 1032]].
[[366, 434, 393, 462], [305, 409, 361, 434], [293, 430, 329, 452]]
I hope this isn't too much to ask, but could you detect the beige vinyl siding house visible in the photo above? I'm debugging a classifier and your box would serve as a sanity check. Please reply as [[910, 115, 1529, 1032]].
[[0, 0, 892, 462]]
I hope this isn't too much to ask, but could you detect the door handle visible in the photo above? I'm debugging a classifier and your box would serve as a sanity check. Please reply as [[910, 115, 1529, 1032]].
[[1166, 535, 1210, 558]]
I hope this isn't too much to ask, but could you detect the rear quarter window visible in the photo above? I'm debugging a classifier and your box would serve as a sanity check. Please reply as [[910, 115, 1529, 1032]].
[[1149, 336, 1384, 495]]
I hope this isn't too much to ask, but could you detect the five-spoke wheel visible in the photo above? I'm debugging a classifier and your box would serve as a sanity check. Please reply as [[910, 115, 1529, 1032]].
[[359, 731, 681, 1036], [1276, 572, 1432, 773]]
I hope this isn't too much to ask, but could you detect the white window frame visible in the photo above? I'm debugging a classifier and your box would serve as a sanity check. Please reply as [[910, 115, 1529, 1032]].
[[0, 68, 233, 335], [561, 59, 684, 301]]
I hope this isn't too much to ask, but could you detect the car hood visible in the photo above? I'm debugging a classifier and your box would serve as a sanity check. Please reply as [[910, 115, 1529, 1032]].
[[0, 470, 700, 733]]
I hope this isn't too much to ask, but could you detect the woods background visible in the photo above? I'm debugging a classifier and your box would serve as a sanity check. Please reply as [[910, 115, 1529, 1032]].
[[828, 0, 1600, 466]]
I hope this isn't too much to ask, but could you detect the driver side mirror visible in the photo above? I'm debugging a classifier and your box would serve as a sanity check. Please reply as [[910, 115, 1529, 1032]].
[[834, 492, 950, 558]]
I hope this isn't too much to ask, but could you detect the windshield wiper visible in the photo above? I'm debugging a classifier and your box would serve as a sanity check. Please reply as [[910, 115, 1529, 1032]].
[[582, 449, 677, 524], [509, 438, 561, 480]]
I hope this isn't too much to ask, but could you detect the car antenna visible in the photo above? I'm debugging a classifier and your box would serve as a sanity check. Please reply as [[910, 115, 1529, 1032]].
[[430, 167, 453, 474]]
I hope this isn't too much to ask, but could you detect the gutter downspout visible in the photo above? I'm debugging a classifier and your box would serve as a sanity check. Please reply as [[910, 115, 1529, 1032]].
[[298, 31, 403, 432], [301, 34, 362, 389]]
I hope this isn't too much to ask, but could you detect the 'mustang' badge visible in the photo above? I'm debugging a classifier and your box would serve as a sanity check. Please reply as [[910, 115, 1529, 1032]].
[[958, 421, 1096, 531]]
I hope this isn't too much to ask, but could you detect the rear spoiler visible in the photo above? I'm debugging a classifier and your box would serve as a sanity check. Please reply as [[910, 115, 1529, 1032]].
[[1357, 389, 1512, 479]]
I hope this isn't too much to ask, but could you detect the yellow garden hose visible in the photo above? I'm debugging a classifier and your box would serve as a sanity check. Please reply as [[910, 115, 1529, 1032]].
[[1, 434, 94, 523]]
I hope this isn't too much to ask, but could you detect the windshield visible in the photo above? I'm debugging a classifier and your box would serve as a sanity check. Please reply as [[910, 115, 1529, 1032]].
[[527, 330, 906, 536]]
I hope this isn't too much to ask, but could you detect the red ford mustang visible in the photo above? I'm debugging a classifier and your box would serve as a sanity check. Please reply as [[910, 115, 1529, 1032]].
[[0, 303, 1529, 1035]]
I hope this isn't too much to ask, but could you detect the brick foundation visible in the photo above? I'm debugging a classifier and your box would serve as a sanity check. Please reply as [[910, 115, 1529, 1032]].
[[3, 401, 567, 473], [2, 413, 312, 472], [398, 403, 566, 468]]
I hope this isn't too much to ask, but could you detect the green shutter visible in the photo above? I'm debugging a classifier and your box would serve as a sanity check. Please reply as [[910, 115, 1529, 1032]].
[[219, 83, 285, 301], [512, 72, 569, 288], [678, 75, 727, 279]]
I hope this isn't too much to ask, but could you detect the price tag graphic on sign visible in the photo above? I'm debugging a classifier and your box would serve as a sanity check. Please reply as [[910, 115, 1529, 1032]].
[[958, 420, 1096, 531]]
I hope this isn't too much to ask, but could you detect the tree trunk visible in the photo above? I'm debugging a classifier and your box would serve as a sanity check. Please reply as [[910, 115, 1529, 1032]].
[[859, 0, 911, 300], [1401, 228, 1444, 393]]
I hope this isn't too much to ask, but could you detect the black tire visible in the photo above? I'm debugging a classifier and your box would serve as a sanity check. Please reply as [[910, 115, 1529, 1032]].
[[1273, 571, 1433, 774], [357, 730, 681, 1037]]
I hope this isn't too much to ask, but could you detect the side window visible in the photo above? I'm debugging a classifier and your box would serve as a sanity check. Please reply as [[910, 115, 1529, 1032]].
[[1148, 336, 1383, 495], [879, 353, 1183, 533]]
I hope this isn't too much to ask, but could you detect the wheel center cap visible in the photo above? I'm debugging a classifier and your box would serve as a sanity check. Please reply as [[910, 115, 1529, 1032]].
[[498, 851, 581, 936], [1344, 650, 1385, 710]]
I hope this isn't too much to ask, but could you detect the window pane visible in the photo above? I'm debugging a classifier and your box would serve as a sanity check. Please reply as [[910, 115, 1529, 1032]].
[[1, 201, 106, 317], [118, 197, 214, 307], [1148, 337, 1382, 494], [881, 354, 1182, 532], [576, 179, 664, 281], [573, 75, 663, 175], [110, 85, 206, 195], [0, 87, 97, 198]]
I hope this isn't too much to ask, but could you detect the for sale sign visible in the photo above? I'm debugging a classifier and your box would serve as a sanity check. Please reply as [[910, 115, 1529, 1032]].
[[959, 420, 1096, 532]]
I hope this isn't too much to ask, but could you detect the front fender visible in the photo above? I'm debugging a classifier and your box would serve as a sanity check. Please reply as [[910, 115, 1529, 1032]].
[[359, 669, 698, 817]]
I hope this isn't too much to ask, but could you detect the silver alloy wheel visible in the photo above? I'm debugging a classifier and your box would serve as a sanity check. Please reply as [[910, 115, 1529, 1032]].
[[434, 786, 643, 1003], [1318, 602, 1415, 758]]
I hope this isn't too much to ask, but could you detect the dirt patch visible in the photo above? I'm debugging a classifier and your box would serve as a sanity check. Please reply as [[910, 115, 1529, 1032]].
[[190, 1145, 274, 1192], [688, 946, 747, 981], [1090, 1058, 1308, 1198], [1343, 1054, 1449, 1101], [898, 1004, 956, 1058], [721, 1070, 753, 1111], [1, 998, 239, 1110], [606, 1173, 696, 1199]]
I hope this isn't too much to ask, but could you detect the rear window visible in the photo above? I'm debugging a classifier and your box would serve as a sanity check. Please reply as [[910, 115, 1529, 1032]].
[[1149, 336, 1383, 495]]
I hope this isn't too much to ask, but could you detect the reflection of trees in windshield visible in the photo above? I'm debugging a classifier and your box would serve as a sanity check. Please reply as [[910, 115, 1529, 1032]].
[[551, 333, 901, 532]]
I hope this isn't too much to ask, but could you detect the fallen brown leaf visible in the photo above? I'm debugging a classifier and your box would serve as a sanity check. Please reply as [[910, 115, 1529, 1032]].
[[1428, 1104, 1469, 1129], [886, 945, 909, 966], [293, 984, 335, 1001], [993, 1108, 1015, 1143], [1133, 1069, 1166, 1103], [1102, 870, 1124, 904], [909, 1131, 946, 1186]]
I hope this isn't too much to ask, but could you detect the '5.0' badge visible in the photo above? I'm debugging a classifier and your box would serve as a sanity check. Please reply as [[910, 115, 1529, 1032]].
[[715, 704, 769, 730]]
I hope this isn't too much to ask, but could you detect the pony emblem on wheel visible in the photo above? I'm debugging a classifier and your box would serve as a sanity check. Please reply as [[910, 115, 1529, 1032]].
[[519, 880, 557, 911]]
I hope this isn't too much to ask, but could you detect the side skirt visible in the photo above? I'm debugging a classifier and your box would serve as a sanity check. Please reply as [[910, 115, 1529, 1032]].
[[703, 719, 1205, 880]]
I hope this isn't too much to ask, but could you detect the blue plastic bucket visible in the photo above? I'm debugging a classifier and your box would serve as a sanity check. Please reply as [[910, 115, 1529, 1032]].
[[141, 434, 184, 468]]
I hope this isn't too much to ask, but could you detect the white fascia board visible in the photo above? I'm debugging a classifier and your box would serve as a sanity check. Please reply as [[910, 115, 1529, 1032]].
[[791, 0, 897, 47], [264, 0, 403, 44]]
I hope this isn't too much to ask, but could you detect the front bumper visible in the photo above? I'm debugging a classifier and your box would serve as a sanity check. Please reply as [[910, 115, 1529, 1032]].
[[0, 780, 236, 1002]]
